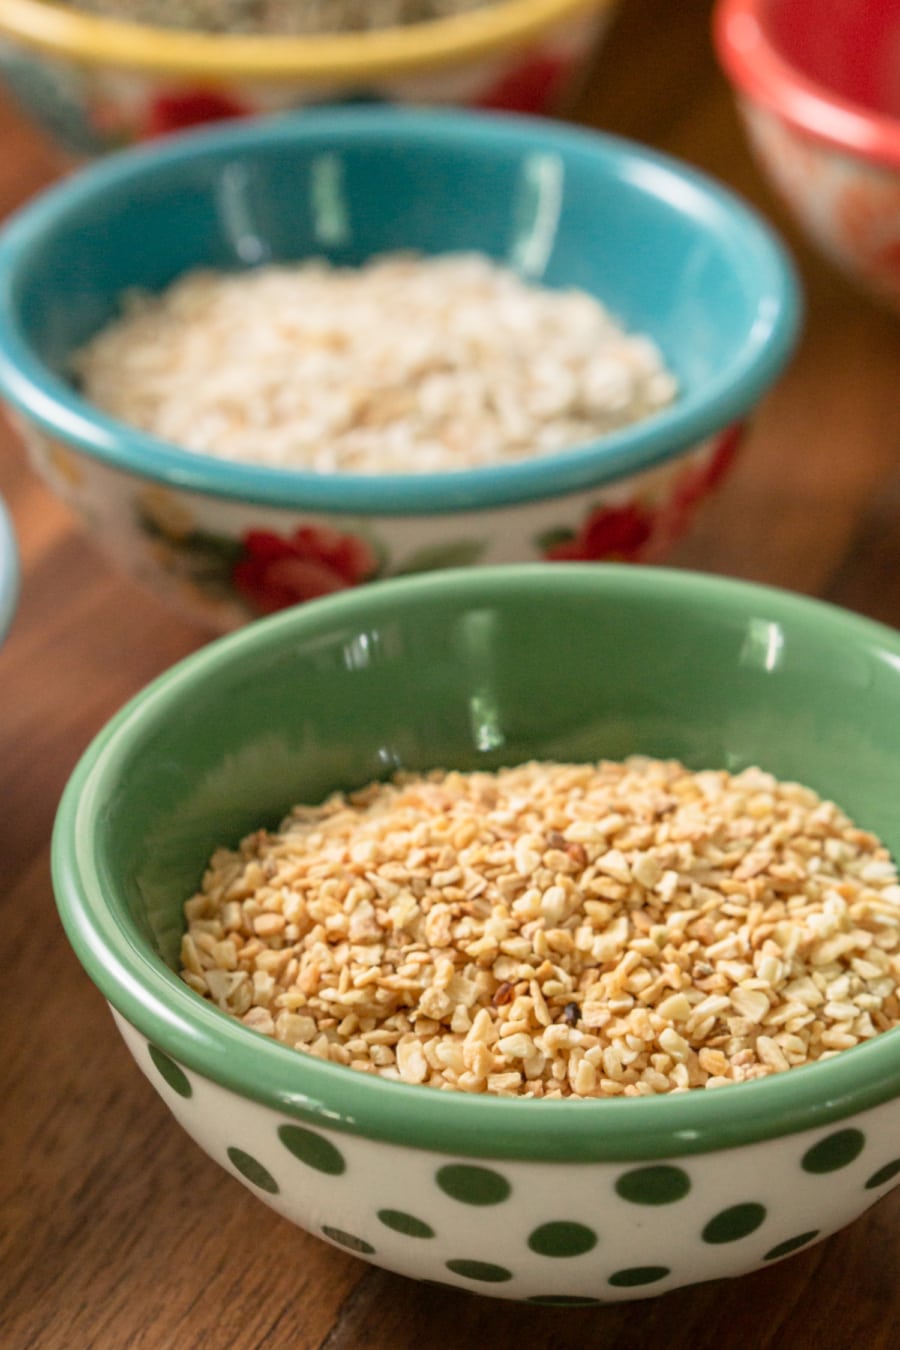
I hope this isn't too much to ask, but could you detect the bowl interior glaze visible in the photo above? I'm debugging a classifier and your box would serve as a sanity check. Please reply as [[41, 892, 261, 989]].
[[766, 0, 900, 119], [11, 115, 761, 382]]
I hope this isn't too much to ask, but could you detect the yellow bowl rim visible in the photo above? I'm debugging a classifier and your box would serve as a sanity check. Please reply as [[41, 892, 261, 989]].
[[0, 0, 613, 81]]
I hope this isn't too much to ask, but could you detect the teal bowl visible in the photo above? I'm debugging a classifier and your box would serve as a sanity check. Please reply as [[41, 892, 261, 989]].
[[0, 492, 18, 643], [53, 564, 900, 1301], [0, 108, 799, 630]]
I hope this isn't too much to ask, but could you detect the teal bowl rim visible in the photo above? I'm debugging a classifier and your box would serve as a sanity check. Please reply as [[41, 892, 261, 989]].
[[0, 106, 801, 517], [52, 563, 900, 1162], [0, 493, 19, 643]]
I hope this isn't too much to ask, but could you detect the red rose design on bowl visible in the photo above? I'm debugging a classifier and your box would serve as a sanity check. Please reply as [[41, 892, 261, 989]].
[[836, 177, 900, 288], [659, 423, 744, 545], [541, 425, 743, 566], [145, 88, 250, 138], [232, 525, 379, 614], [474, 52, 571, 114], [544, 500, 657, 562]]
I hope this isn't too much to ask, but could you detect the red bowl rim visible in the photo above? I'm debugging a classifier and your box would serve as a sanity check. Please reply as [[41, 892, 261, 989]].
[[714, 0, 900, 171]]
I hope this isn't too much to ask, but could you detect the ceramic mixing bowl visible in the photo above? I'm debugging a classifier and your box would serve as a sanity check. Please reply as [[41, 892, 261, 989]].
[[715, 0, 900, 310], [0, 109, 799, 632], [0, 0, 616, 156], [52, 563, 900, 1302]]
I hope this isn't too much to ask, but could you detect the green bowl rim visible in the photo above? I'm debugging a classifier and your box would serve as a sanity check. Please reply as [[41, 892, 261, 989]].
[[51, 564, 900, 1161]]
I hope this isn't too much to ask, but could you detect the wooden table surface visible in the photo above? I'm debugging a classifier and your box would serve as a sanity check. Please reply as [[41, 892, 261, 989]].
[[4, 2, 900, 1346]]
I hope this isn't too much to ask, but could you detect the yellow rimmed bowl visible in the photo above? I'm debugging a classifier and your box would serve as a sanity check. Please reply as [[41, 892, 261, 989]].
[[0, 0, 617, 157], [715, 0, 900, 311]]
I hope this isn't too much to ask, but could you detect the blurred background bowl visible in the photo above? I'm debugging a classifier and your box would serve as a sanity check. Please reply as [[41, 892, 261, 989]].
[[714, 0, 900, 312], [52, 562, 900, 1302], [0, 0, 617, 157], [0, 108, 800, 632], [0, 491, 17, 642]]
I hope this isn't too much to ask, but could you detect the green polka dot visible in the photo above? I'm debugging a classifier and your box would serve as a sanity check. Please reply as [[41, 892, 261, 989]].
[[278, 1124, 346, 1175], [528, 1221, 597, 1258], [322, 1226, 374, 1255], [764, 1231, 820, 1261], [148, 1044, 192, 1098], [608, 1265, 669, 1288], [226, 1147, 278, 1194], [528, 1295, 605, 1306], [702, 1202, 766, 1244], [615, 1164, 691, 1205], [377, 1209, 435, 1239], [802, 1129, 865, 1174], [865, 1160, 900, 1189], [436, 1164, 511, 1205], [445, 1259, 513, 1283]]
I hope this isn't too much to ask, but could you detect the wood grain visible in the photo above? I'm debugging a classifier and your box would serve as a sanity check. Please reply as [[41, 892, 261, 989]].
[[4, 2, 900, 1345]]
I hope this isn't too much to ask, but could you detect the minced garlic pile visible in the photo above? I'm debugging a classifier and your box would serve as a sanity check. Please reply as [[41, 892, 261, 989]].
[[179, 758, 900, 1097]]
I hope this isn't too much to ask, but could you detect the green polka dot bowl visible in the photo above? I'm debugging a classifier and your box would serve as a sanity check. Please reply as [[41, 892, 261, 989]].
[[52, 563, 900, 1302]]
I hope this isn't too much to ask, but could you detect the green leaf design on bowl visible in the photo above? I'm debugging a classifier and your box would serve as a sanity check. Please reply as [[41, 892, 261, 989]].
[[394, 540, 486, 574]]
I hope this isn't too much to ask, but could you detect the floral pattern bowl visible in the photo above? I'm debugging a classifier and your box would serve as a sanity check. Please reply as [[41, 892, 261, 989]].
[[0, 108, 799, 631], [0, 0, 617, 157], [715, 0, 900, 311], [52, 563, 900, 1301]]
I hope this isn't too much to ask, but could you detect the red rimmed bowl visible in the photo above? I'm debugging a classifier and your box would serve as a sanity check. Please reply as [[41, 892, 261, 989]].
[[715, 0, 900, 310]]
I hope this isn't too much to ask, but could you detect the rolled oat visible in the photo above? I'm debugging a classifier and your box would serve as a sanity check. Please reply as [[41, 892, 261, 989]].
[[72, 253, 677, 475]]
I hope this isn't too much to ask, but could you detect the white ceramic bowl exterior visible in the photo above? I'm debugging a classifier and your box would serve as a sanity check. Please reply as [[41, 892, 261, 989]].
[[21, 421, 740, 630], [742, 103, 900, 310], [115, 1009, 900, 1302]]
